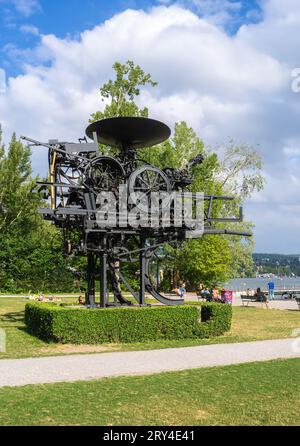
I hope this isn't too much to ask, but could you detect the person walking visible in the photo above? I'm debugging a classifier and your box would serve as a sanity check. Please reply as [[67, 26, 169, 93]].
[[267, 280, 275, 301]]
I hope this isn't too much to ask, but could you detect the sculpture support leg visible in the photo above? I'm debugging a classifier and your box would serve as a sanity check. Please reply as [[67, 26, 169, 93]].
[[109, 259, 133, 305], [139, 235, 146, 306], [86, 253, 95, 307], [100, 238, 107, 308]]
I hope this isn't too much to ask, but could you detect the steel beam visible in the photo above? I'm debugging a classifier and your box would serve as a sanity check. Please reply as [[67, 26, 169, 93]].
[[139, 235, 146, 306], [100, 237, 107, 308], [86, 254, 95, 307]]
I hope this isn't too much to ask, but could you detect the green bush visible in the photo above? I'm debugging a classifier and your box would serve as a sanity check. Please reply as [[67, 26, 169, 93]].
[[25, 302, 232, 344]]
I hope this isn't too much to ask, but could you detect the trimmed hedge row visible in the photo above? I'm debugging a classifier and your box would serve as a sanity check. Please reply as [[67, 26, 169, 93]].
[[25, 302, 232, 344]]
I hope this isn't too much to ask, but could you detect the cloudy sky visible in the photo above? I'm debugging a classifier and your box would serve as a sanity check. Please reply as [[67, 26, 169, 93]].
[[0, 0, 299, 253]]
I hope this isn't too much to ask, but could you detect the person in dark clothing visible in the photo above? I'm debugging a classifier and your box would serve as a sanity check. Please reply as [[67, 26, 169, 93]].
[[255, 287, 269, 309]]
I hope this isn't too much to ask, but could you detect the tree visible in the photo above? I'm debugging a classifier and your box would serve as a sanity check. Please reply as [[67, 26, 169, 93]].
[[217, 140, 264, 199], [174, 236, 232, 288], [137, 120, 224, 204], [0, 130, 37, 233], [90, 60, 157, 122], [0, 129, 74, 292], [211, 141, 265, 279]]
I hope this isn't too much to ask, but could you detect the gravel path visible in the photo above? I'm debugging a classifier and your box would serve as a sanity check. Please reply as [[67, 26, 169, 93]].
[[0, 338, 299, 388]]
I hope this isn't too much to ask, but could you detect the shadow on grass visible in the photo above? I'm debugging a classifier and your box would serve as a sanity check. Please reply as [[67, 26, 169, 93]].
[[238, 306, 258, 309], [15, 326, 53, 347], [0, 311, 25, 325]]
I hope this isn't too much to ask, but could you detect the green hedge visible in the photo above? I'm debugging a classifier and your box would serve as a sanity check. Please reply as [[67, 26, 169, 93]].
[[25, 302, 232, 344]]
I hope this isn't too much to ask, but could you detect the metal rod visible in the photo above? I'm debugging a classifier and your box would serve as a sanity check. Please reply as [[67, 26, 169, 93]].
[[20, 136, 90, 161], [139, 234, 146, 306], [203, 229, 252, 236], [86, 254, 95, 307], [100, 237, 107, 308]]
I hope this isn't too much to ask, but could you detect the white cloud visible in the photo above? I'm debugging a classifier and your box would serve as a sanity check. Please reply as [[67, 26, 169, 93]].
[[0, 2, 300, 252], [160, 0, 260, 30], [0, 68, 6, 94], [159, 0, 242, 21], [237, 0, 300, 66], [11, 0, 40, 17], [180, 0, 243, 27], [20, 24, 39, 35]]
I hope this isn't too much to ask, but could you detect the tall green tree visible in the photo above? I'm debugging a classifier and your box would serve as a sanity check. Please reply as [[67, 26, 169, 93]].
[[0, 131, 36, 233], [175, 237, 232, 288], [215, 141, 265, 278], [90, 60, 157, 122], [0, 129, 74, 292]]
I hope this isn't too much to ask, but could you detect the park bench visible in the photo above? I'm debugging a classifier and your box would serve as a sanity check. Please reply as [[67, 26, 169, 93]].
[[240, 295, 259, 306]]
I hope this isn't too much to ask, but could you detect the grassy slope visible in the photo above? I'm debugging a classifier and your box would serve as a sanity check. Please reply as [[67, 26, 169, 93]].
[[0, 358, 299, 426], [0, 298, 299, 359]]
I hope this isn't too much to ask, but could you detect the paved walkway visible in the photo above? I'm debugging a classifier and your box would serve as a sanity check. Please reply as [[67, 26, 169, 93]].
[[2, 294, 298, 311], [0, 338, 299, 388], [184, 293, 299, 311], [233, 297, 298, 311]]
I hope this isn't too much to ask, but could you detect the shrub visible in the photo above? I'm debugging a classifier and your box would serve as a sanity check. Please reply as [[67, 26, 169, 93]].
[[25, 302, 232, 344]]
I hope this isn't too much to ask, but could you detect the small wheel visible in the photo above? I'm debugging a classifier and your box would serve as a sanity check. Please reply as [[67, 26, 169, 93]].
[[62, 166, 82, 182], [128, 165, 171, 212], [83, 156, 125, 194]]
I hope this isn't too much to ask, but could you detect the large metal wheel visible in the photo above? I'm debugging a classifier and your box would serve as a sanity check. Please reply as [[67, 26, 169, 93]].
[[83, 156, 125, 195], [128, 165, 171, 212]]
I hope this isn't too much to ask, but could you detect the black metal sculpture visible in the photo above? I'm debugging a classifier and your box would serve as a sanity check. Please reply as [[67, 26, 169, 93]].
[[22, 117, 250, 307]]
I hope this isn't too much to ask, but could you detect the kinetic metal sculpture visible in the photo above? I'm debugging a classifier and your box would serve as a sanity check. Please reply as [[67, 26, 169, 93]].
[[22, 117, 250, 307]]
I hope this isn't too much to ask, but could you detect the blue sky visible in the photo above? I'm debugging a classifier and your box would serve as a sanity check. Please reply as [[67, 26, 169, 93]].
[[1, 0, 262, 77], [1, 0, 300, 254]]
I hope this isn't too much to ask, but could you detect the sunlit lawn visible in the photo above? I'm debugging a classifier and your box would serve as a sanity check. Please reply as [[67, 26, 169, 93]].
[[0, 298, 299, 359], [0, 358, 299, 426]]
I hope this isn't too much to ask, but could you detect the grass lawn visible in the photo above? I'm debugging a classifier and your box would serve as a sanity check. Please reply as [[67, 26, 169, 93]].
[[0, 298, 299, 359], [0, 358, 299, 426]]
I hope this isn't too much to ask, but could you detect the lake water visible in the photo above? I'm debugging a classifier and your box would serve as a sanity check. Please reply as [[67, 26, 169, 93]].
[[224, 277, 300, 292]]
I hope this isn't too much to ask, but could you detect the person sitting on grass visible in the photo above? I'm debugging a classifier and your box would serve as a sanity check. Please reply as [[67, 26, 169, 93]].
[[78, 295, 84, 305]]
